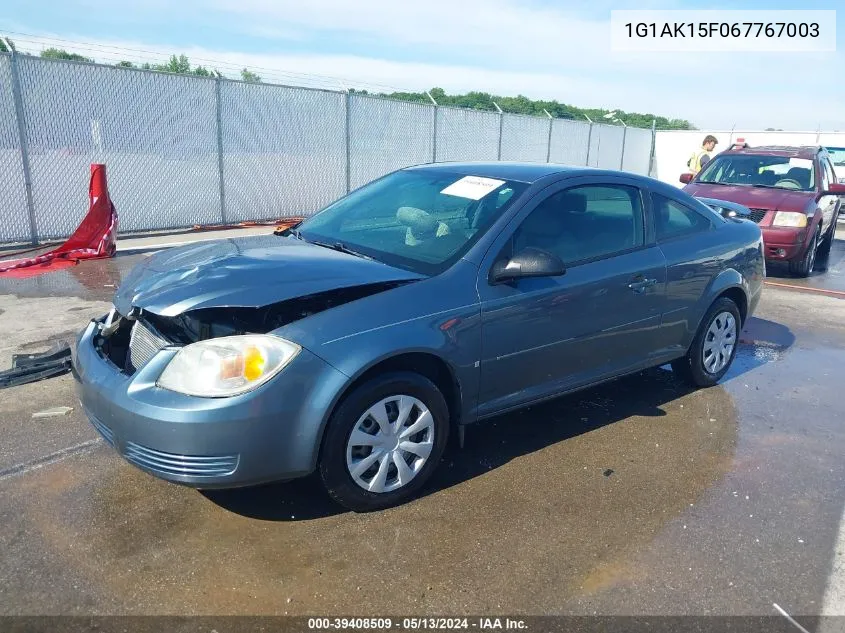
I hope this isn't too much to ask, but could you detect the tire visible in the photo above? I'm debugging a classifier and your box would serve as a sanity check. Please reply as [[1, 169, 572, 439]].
[[788, 224, 820, 277], [319, 372, 450, 512], [671, 297, 741, 388]]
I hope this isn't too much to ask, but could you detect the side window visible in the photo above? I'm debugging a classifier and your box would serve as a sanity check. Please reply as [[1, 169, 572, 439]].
[[513, 184, 644, 264], [652, 193, 712, 241], [822, 159, 836, 190]]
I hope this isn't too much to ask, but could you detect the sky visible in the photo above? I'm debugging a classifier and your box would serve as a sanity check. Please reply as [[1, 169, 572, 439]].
[[1, 0, 842, 130]]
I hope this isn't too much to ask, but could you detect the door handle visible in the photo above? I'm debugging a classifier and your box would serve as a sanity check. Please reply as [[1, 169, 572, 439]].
[[628, 278, 658, 293]]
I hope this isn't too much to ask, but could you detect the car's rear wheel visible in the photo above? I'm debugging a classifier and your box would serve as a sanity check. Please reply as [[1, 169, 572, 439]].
[[671, 297, 741, 388], [319, 372, 449, 512], [789, 224, 820, 277]]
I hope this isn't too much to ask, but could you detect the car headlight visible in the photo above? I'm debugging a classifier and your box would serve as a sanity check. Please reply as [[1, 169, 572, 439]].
[[157, 335, 300, 397], [772, 211, 808, 228]]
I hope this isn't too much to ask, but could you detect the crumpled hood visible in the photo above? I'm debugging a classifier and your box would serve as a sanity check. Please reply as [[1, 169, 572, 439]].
[[684, 183, 813, 212], [114, 235, 423, 317]]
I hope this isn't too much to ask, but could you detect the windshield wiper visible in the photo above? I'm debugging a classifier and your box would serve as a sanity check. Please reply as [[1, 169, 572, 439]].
[[699, 181, 735, 186], [278, 226, 373, 260], [309, 240, 374, 260]]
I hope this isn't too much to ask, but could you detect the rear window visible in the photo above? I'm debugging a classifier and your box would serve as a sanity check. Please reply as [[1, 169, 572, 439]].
[[652, 194, 712, 241], [697, 154, 816, 192]]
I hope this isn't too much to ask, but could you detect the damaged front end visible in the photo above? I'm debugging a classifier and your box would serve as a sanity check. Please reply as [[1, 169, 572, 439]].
[[95, 281, 412, 375]]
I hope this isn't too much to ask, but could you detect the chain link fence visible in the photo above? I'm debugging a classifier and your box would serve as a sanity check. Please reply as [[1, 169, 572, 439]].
[[500, 113, 550, 163], [622, 127, 654, 176], [0, 53, 656, 245], [16, 55, 223, 238], [349, 94, 434, 190], [549, 119, 591, 166], [220, 81, 346, 223], [434, 106, 501, 163], [0, 55, 30, 243]]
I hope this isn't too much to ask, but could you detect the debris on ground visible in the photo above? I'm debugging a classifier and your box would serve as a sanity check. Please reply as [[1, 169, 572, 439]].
[[0, 342, 73, 389], [32, 406, 74, 419]]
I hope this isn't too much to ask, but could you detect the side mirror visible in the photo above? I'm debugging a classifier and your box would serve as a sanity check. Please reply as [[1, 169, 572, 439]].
[[824, 183, 845, 195], [491, 247, 566, 283], [679, 173, 694, 185]]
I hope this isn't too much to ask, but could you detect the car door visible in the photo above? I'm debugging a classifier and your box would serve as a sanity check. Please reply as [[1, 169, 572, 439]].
[[476, 177, 668, 418], [650, 191, 724, 353]]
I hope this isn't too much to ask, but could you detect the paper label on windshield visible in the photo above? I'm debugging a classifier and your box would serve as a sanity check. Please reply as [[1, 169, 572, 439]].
[[441, 176, 505, 200]]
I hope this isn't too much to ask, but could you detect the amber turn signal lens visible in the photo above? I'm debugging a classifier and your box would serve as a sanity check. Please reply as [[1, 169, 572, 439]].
[[243, 345, 266, 381]]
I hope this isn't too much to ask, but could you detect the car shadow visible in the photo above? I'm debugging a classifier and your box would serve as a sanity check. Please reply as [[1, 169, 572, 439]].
[[205, 318, 793, 522], [428, 366, 697, 496], [203, 368, 710, 521], [202, 471, 343, 521]]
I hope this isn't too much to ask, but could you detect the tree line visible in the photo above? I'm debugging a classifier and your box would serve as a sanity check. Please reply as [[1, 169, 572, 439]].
[[353, 87, 693, 130], [0, 39, 693, 129]]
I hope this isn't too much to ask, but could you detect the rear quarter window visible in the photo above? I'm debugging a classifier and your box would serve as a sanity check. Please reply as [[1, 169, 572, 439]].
[[652, 193, 713, 242]]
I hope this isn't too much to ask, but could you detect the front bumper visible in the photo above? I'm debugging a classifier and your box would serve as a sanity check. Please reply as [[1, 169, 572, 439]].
[[73, 318, 349, 488], [760, 226, 808, 261]]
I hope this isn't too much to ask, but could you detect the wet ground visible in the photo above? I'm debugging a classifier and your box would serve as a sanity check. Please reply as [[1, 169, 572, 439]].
[[2, 232, 845, 618], [766, 226, 845, 295]]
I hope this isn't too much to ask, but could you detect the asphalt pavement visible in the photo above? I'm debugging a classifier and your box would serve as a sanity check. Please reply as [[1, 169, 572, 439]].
[[1, 229, 845, 620]]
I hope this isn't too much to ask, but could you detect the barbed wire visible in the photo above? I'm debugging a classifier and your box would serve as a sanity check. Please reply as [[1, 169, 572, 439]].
[[0, 30, 413, 93]]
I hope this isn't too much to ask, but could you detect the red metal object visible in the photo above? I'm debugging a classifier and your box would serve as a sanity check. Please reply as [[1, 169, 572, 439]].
[[0, 164, 117, 278]]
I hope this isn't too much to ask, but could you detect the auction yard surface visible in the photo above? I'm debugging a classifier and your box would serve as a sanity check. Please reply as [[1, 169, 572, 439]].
[[2, 229, 845, 617]]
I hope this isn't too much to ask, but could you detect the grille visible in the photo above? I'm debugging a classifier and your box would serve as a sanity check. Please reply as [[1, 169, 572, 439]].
[[748, 208, 768, 224], [124, 441, 239, 477], [128, 320, 169, 371], [88, 413, 115, 447]]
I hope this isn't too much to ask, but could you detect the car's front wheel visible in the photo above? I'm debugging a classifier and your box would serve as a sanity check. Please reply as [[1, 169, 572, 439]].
[[671, 297, 741, 388], [789, 224, 820, 277], [319, 372, 450, 512]]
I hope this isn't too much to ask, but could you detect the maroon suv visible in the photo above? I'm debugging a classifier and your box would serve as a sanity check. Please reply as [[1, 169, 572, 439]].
[[681, 144, 845, 276]]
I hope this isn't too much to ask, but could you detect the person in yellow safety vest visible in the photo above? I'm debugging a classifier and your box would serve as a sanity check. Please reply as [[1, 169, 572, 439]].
[[687, 135, 719, 175]]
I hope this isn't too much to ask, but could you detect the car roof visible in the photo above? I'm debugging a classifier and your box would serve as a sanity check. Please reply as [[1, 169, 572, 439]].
[[404, 161, 685, 194], [403, 161, 587, 183], [724, 145, 820, 159]]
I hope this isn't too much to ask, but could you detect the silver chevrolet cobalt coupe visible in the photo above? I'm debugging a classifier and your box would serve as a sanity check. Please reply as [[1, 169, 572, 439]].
[[74, 163, 764, 511]]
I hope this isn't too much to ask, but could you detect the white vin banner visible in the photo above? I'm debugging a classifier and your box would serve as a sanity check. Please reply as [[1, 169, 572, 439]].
[[611, 10, 836, 52]]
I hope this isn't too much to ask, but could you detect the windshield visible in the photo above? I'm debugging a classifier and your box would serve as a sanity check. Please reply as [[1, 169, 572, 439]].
[[697, 154, 816, 191], [296, 170, 529, 275]]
